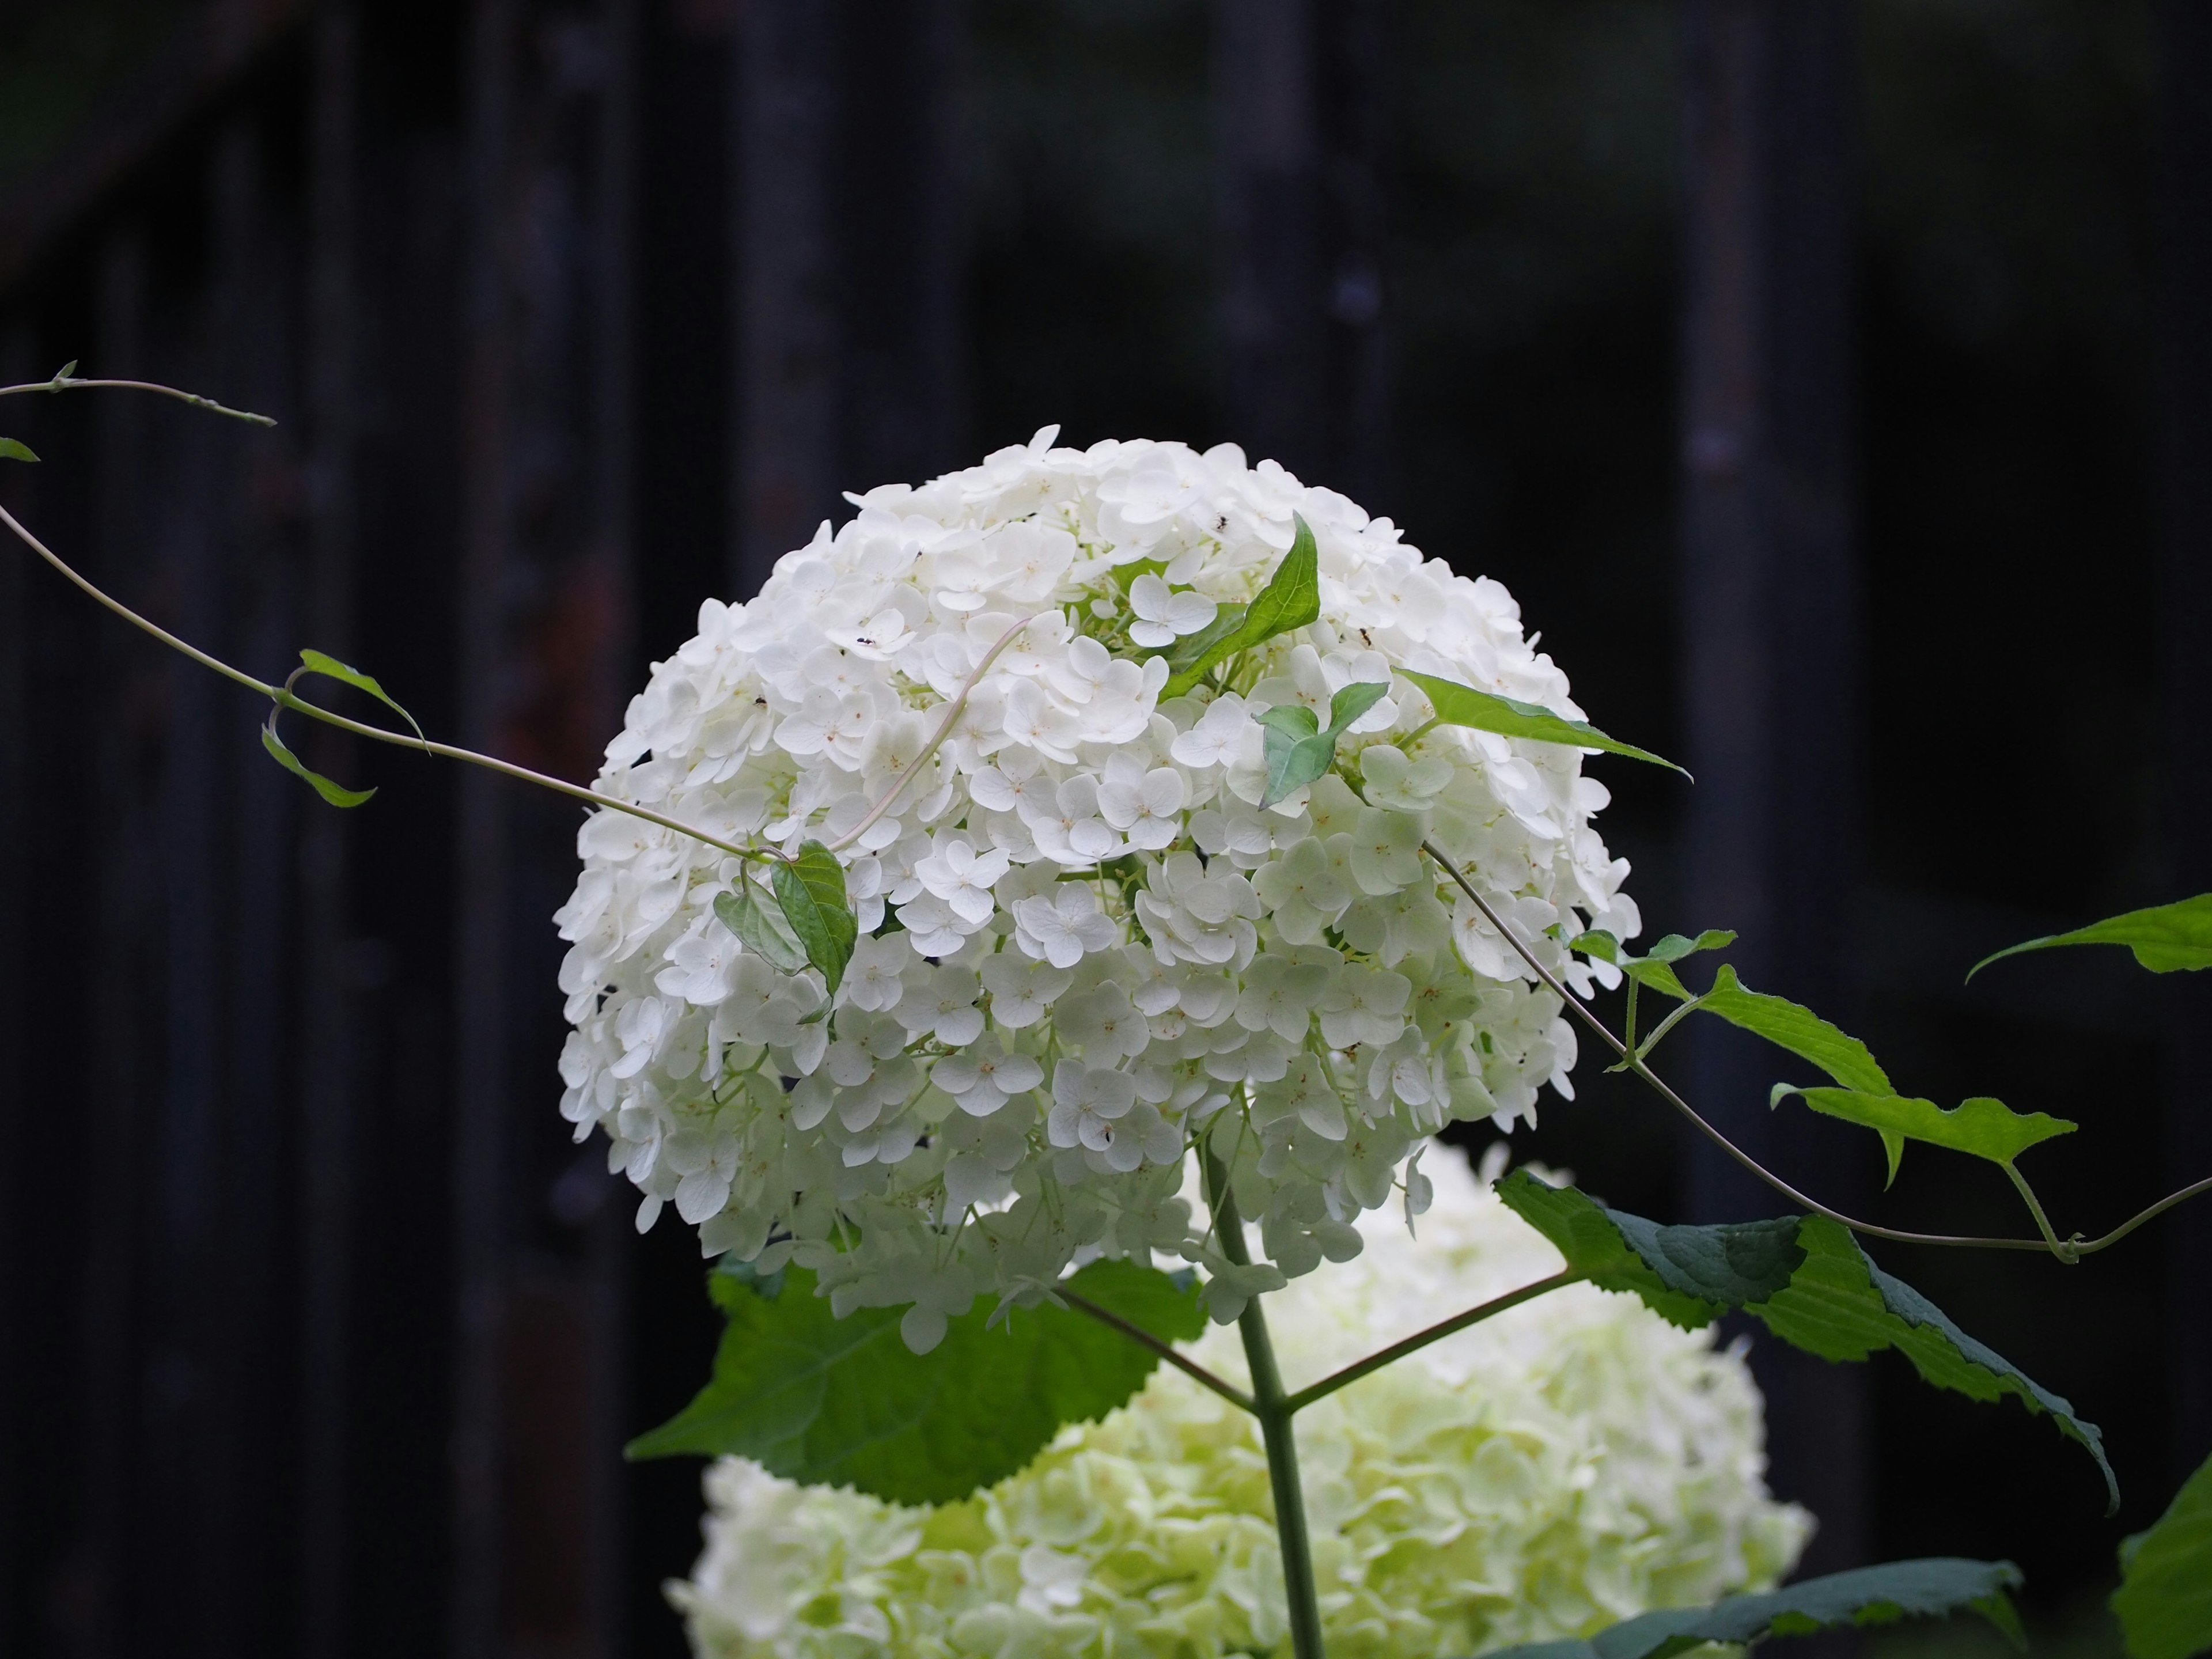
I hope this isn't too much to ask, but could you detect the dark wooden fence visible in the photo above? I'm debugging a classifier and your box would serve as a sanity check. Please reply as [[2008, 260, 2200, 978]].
[[0, 3, 2203, 1657]]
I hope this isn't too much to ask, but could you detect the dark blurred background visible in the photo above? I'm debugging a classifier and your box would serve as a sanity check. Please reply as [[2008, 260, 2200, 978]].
[[0, 1, 2205, 1656]]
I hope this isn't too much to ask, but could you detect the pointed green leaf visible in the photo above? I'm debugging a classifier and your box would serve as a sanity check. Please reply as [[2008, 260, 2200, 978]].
[[1775, 1086, 2076, 1187], [773, 840, 857, 994], [1157, 601, 1246, 672], [54, 361, 77, 381], [1161, 512, 1321, 696], [2113, 1450, 2212, 1659], [1757, 1214, 2118, 1512], [1495, 1171, 1805, 1330], [1971, 893, 2212, 979], [1491, 1558, 2025, 1659], [1645, 929, 1738, 964], [295, 649, 426, 745], [0, 437, 39, 463], [1496, 1174, 2118, 1510], [1572, 929, 1735, 998], [1401, 668, 1686, 774], [1692, 964, 1892, 1093], [260, 722, 374, 807], [1324, 679, 1391, 737], [1256, 703, 1328, 807], [715, 882, 808, 972], [626, 1259, 1206, 1504]]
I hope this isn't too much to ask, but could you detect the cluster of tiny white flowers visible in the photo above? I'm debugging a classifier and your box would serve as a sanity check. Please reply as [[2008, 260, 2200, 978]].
[[555, 429, 1641, 1340], [669, 1145, 1812, 1659]]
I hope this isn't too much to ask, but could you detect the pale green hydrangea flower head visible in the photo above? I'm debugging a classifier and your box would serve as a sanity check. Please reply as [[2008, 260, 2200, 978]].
[[669, 1144, 1812, 1658]]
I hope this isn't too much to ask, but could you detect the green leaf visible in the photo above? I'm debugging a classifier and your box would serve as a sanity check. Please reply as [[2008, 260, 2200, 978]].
[[1157, 601, 1246, 672], [54, 360, 77, 380], [1970, 893, 2212, 979], [1775, 1085, 2077, 1187], [714, 882, 808, 972], [1692, 964, 1892, 1093], [1490, 1558, 2025, 1659], [0, 437, 39, 463], [1495, 1173, 2119, 1510], [294, 648, 426, 745], [626, 1259, 1206, 1504], [1161, 512, 1321, 696], [1572, 928, 1735, 999], [1400, 668, 1686, 774], [1497, 1171, 1807, 1330], [1255, 680, 1393, 807], [2113, 1450, 2212, 1659], [772, 840, 858, 995], [1758, 1214, 2119, 1513], [260, 722, 374, 808]]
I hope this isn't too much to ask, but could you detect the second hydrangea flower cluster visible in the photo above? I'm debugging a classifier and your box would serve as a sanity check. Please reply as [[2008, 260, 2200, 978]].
[[554, 430, 1642, 1341]]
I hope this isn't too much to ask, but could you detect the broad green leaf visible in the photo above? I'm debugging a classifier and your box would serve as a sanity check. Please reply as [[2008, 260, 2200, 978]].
[[1775, 1085, 2077, 1187], [715, 882, 808, 972], [626, 1259, 1206, 1504], [1694, 965, 1892, 1093], [1497, 1175, 2119, 1510], [295, 648, 426, 745], [1971, 894, 2212, 979], [260, 722, 374, 807], [0, 437, 39, 463], [773, 840, 858, 995], [1496, 1171, 1806, 1330], [1758, 1215, 2118, 1512], [1400, 668, 1685, 774], [2113, 1450, 2212, 1659], [1491, 1558, 2024, 1659], [1255, 681, 1393, 806], [1161, 512, 1320, 696]]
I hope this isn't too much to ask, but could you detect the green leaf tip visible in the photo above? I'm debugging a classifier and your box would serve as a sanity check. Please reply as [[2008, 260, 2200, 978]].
[[1774, 1085, 2075, 1187], [715, 882, 808, 972], [626, 1258, 1206, 1505], [1161, 512, 1320, 698], [2113, 1450, 2212, 1659], [773, 840, 857, 995], [0, 437, 39, 463], [1488, 1558, 2025, 1659], [294, 649, 427, 747], [1400, 668, 1687, 775], [1256, 677, 1391, 806], [1496, 1173, 2120, 1512], [1969, 893, 2212, 981], [260, 722, 374, 808]]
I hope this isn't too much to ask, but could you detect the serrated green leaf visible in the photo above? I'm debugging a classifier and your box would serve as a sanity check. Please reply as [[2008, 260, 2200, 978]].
[[2113, 1450, 2212, 1659], [1495, 1174, 2118, 1510], [773, 840, 857, 994], [715, 882, 808, 972], [1161, 513, 1320, 697], [1971, 893, 2212, 979], [1758, 1214, 2118, 1512], [260, 722, 374, 807], [1401, 668, 1685, 774], [1495, 1172, 1805, 1330], [1776, 1085, 2077, 1187], [1692, 964, 1892, 1093], [1491, 1558, 2025, 1659], [0, 437, 39, 463], [295, 648, 426, 745], [626, 1259, 1206, 1504]]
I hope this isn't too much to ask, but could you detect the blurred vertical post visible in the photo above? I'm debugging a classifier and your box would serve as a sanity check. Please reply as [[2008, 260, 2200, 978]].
[[301, 7, 358, 1655], [453, 1, 518, 1653], [1677, 0, 1868, 1578], [1215, 0, 1323, 475], [0, 321, 28, 1657], [2153, 0, 2212, 1483], [734, 0, 837, 596]]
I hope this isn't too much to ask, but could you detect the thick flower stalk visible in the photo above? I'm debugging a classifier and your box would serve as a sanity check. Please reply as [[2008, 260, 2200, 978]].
[[554, 430, 1641, 1340], [669, 1145, 1812, 1658]]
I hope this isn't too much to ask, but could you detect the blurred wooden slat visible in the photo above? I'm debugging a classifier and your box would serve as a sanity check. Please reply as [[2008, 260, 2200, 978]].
[[1677, 0, 1870, 1585]]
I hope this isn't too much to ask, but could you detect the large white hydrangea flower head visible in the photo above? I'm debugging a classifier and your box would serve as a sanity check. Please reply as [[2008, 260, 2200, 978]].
[[555, 429, 1643, 1342], [669, 1145, 1812, 1658]]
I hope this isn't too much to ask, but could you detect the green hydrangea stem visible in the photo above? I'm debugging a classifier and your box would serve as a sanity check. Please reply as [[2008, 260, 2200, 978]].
[[1281, 1268, 1585, 1415], [1206, 1152, 1327, 1659]]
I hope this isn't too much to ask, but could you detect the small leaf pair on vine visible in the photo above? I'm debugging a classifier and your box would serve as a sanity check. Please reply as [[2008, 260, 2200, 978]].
[[714, 840, 857, 995]]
